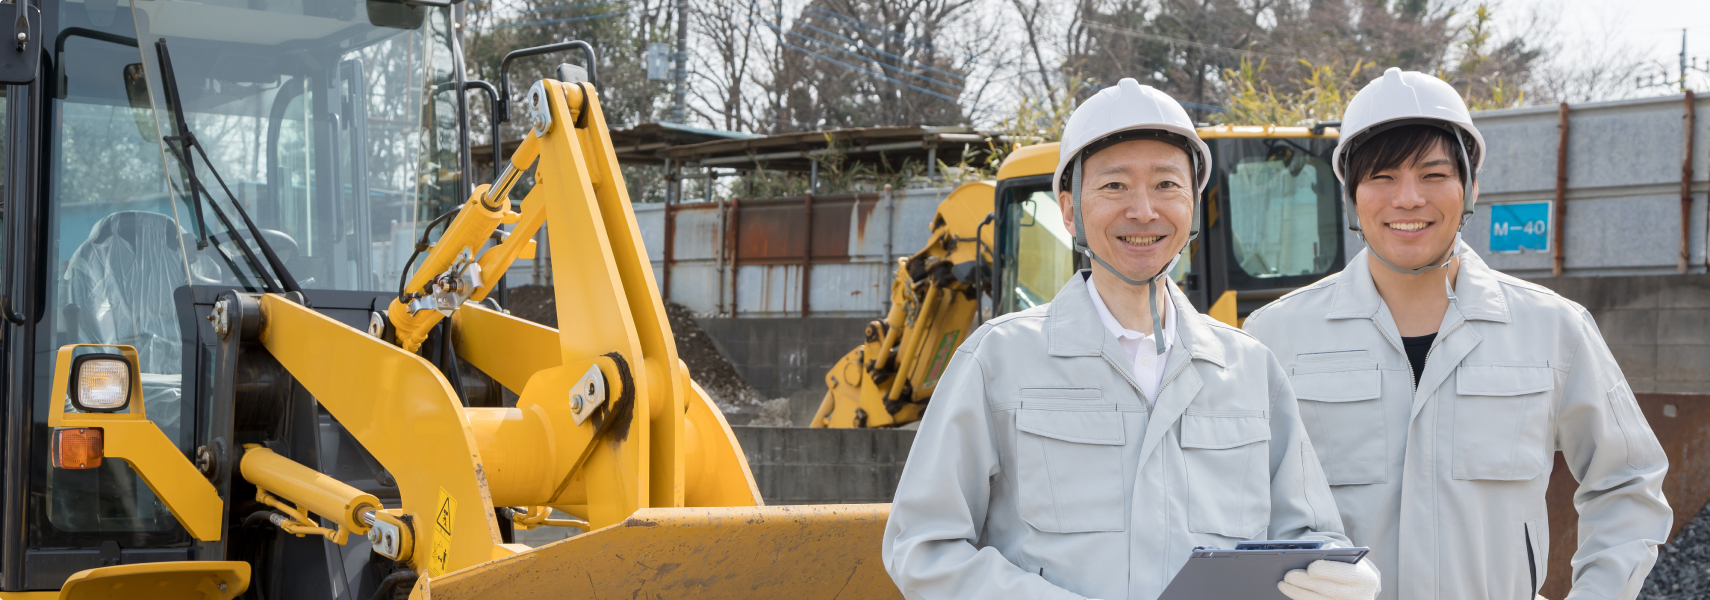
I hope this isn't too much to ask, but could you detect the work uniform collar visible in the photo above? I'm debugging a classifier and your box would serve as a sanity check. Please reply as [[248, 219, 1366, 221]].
[[1086, 275, 1176, 358], [1047, 271, 1225, 368], [1327, 240, 1512, 324]]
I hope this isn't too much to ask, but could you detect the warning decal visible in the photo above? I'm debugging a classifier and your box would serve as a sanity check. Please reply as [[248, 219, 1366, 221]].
[[426, 487, 458, 576]]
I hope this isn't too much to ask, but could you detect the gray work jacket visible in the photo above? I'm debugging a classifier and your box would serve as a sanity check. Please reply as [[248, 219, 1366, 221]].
[[883, 273, 1351, 600], [1243, 244, 1672, 600]]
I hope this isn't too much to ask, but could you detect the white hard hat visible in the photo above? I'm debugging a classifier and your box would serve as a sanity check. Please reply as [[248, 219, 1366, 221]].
[[1334, 67, 1486, 275], [1052, 78, 1212, 198], [1332, 67, 1485, 182], [1054, 78, 1210, 355]]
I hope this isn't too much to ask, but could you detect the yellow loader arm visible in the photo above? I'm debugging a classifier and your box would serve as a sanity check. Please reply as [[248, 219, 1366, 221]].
[[812, 182, 994, 428], [232, 79, 899, 597]]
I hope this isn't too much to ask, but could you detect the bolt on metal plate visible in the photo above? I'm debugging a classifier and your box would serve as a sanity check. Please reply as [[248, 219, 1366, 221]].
[[569, 364, 607, 426]]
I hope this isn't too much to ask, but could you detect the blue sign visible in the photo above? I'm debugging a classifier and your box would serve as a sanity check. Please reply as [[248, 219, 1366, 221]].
[[1489, 201, 1551, 253]]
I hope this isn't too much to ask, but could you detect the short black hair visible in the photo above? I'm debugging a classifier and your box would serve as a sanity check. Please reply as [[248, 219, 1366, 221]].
[[1343, 123, 1481, 198], [1059, 129, 1198, 193]]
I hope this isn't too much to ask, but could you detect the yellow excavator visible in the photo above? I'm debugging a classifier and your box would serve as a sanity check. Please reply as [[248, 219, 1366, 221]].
[[813, 127, 1345, 428], [0, 1, 891, 598]]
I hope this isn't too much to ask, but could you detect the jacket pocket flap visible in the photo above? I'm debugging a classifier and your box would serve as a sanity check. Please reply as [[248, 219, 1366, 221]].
[[1020, 387, 1103, 399], [1017, 409, 1125, 445], [1291, 368, 1381, 402], [1179, 414, 1271, 450], [1457, 364, 1553, 397]]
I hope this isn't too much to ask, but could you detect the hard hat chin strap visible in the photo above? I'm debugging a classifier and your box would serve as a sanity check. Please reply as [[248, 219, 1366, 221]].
[[1364, 232, 1460, 275], [1342, 122, 1476, 277], [1070, 152, 1198, 355]]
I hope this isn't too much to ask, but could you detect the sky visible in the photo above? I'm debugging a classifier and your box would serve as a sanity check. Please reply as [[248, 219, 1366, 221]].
[[1500, 0, 1710, 93]]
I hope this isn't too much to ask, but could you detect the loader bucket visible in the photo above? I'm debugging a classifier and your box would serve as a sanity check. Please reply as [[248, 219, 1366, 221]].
[[417, 505, 901, 599]]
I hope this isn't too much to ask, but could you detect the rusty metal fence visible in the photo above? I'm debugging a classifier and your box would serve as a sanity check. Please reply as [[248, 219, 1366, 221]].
[[630, 186, 955, 317]]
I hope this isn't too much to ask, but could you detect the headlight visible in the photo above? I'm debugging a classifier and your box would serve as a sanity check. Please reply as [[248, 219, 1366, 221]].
[[72, 355, 131, 412]]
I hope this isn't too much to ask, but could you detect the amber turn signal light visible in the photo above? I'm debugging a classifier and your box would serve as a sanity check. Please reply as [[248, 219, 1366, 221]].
[[52, 427, 104, 470]]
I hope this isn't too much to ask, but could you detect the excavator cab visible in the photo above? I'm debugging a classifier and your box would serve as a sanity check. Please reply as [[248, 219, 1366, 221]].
[[815, 127, 1347, 429], [2, 0, 466, 594], [3, 1, 894, 598], [992, 128, 1348, 324]]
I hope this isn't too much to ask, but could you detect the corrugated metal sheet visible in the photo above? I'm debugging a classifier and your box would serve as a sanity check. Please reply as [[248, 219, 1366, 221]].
[[626, 187, 957, 317], [1465, 94, 1710, 277]]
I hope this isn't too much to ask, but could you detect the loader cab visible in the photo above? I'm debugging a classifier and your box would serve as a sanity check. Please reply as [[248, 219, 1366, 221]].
[[1, 0, 471, 592], [992, 127, 1347, 323]]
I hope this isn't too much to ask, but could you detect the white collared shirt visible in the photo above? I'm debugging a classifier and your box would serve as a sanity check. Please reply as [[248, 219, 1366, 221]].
[[1085, 276, 1175, 404]]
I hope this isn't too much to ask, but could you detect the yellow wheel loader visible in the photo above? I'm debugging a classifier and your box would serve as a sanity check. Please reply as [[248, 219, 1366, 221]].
[[813, 127, 1345, 428], [0, 1, 895, 598]]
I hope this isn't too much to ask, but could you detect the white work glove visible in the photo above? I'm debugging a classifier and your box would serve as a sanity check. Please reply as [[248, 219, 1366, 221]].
[[1277, 559, 1380, 600]]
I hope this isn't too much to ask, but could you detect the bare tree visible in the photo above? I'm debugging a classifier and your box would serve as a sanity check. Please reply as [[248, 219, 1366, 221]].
[[761, 0, 984, 132], [690, 0, 766, 131], [1520, 6, 1649, 104]]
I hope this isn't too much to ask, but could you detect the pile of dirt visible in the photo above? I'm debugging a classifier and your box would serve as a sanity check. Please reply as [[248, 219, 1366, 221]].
[[659, 301, 764, 413], [503, 286, 559, 328], [1642, 502, 1710, 598], [500, 285, 785, 424]]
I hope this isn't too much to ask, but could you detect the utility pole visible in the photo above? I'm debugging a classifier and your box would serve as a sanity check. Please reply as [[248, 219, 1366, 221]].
[[1683, 29, 1690, 93], [670, 0, 688, 123]]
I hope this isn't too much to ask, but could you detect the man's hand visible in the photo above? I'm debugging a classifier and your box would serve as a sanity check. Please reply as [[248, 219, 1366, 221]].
[[1277, 559, 1380, 600]]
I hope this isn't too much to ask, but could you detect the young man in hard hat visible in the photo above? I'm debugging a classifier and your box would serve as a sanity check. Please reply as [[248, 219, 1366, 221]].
[[882, 78, 1378, 600], [1244, 68, 1672, 600]]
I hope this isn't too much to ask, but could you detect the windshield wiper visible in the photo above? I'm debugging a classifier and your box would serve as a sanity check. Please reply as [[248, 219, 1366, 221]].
[[153, 38, 301, 295]]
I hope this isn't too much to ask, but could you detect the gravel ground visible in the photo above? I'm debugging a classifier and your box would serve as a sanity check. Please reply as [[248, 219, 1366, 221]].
[[1642, 499, 1710, 599], [501, 285, 787, 425]]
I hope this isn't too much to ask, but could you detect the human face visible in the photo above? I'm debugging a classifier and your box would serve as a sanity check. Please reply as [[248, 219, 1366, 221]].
[[1058, 139, 1195, 281], [1353, 141, 1476, 269]]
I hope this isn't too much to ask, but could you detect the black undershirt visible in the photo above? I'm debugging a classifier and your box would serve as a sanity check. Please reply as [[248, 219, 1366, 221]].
[[1401, 333, 1437, 387]]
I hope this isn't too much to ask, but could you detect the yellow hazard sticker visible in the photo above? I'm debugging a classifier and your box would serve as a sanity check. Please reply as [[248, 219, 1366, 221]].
[[427, 487, 458, 576]]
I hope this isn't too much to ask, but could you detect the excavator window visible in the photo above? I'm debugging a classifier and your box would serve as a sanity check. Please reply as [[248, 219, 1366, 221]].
[[994, 176, 1198, 316], [1217, 138, 1344, 291], [13, 0, 464, 580], [1004, 186, 1076, 311]]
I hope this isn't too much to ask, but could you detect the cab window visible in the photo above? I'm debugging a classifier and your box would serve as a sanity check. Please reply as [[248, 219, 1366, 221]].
[[1222, 140, 1341, 286]]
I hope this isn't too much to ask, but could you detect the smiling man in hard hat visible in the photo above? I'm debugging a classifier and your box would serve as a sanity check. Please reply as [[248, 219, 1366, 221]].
[[881, 78, 1377, 600], [1244, 68, 1673, 600]]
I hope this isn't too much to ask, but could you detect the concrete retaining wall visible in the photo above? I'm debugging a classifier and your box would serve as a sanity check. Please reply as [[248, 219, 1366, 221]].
[[1526, 274, 1710, 394], [732, 426, 914, 505], [696, 316, 869, 402]]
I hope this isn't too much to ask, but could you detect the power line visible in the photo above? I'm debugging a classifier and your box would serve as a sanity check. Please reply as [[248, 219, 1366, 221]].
[[800, 5, 938, 53], [739, 4, 964, 93], [465, 0, 624, 21], [788, 7, 965, 83], [476, 7, 645, 30], [742, 8, 961, 104], [799, 4, 1004, 71], [765, 20, 963, 91], [776, 39, 961, 103], [1083, 21, 1294, 62], [733, 0, 966, 89]]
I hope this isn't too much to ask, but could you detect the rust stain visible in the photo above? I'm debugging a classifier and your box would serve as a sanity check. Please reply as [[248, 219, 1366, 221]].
[[730, 193, 877, 264]]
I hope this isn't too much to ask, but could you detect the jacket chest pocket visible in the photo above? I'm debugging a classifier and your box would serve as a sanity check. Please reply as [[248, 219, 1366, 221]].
[[1452, 364, 1555, 481], [1014, 408, 1127, 533], [1291, 361, 1387, 486], [1180, 414, 1271, 539]]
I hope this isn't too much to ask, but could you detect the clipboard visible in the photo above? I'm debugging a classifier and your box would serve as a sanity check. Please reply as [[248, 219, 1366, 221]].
[[1157, 540, 1370, 600]]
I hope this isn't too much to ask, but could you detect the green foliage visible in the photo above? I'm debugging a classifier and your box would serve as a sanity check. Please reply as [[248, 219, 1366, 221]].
[[1216, 58, 1371, 127], [1442, 3, 1527, 111], [988, 71, 1085, 165]]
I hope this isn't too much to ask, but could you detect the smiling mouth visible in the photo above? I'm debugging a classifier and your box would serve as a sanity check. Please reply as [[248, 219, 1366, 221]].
[[1118, 235, 1164, 246], [1388, 221, 1430, 232]]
